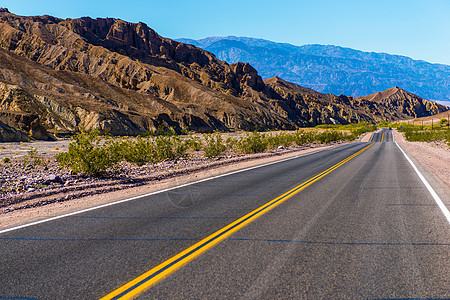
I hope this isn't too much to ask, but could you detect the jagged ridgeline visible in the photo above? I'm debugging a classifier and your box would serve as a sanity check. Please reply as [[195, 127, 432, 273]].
[[0, 9, 447, 140]]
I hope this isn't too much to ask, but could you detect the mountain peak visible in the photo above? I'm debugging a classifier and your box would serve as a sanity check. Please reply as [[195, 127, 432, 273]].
[[357, 86, 420, 102], [264, 76, 284, 84], [181, 36, 450, 102]]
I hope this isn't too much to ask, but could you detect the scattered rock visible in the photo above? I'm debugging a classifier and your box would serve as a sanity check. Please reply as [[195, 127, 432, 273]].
[[44, 175, 63, 184]]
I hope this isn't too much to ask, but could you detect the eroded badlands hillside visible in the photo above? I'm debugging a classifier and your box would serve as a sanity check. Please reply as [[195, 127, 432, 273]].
[[0, 9, 447, 140]]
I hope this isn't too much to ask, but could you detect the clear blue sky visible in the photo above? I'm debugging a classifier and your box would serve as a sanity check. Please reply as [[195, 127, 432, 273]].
[[2, 0, 450, 65]]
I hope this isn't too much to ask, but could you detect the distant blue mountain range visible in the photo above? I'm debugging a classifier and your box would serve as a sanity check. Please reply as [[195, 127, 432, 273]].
[[178, 36, 450, 105]]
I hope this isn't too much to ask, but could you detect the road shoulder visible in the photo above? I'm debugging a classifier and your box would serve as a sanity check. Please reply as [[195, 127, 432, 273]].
[[0, 142, 349, 230], [393, 129, 450, 207]]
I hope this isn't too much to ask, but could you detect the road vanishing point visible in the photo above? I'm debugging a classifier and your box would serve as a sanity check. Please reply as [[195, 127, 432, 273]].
[[1, 129, 449, 299]]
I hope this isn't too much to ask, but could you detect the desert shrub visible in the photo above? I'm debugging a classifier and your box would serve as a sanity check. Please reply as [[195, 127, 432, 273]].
[[172, 135, 189, 159], [266, 132, 295, 149], [236, 131, 268, 154], [404, 128, 450, 143], [56, 130, 120, 176], [265, 134, 280, 149], [27, 147, 41, 166], [317, 122, 378, 141], [294, 130, 316, 145], [2, 157, 10, 163], [21, 156, 29, 167], [116, 137, 155, 166], [28, 147, 38, 157], [204, 134, 227, 158], [154, 135, 176, 162], [225, 136, 237, 149], [397, 123, 450, 144], [152, 133, 188, 162], [316, 130, 347, 144], [185, 135, 202, 151]]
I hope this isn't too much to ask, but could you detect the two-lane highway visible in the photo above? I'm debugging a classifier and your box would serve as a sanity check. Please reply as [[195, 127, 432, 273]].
[[1, 129, 448, 299]]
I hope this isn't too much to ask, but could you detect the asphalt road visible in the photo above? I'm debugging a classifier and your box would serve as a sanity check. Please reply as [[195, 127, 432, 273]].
[[0, 129, 448, 299]]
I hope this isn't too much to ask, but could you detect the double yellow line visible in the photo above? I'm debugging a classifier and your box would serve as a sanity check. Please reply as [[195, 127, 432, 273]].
[[101, 143, 375, 300]]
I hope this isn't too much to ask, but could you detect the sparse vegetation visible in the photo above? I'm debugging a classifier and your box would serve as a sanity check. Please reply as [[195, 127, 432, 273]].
[[185, 135, 202, 151], [56, 130, 121, 176], [393, 123, 450, 145], [236, 131, 268, 154], [315, 122, 377, 141], [204, 134, 227, 158], [55, 124, 373, 177], [27, 147, 42, 166], [116, 137, 155, 166]]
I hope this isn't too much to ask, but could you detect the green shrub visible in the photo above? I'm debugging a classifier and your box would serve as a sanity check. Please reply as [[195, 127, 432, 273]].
[[185, 135, 202, 151], [204, 134, 227, 158], [2, 157, 10, 163], [225, 136, 237, 149], [315, 122, 376, 141], [316, 130, 347, 144], [56, 130, 120, 176], [154, 135, 176, 162], [117, 137, 155, 166], [397, 123, 450, 144], [172, 135, 189, 159], [27, 147, 42, 166], [295, 130, 316, 145], [236, 131, 268, 154], [266, 131, 296, 149]]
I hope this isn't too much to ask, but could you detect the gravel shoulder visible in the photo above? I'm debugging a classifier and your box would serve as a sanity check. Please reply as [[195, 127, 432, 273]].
[[393, 129, 449, 187]]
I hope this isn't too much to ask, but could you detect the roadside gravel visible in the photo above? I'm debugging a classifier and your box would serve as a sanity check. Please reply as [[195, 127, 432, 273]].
[[393, 129, 449, 186], [0, 140, 350, 229], [4, 129, 447, 230]]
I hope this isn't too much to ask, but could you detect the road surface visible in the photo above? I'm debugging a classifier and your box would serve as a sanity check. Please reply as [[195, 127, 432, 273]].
[[0, 129, 448, 299]]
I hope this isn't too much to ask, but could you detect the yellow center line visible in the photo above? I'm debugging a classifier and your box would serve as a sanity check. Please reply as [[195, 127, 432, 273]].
[[381, 130, 385, 142], [100, 143, 375, 300]]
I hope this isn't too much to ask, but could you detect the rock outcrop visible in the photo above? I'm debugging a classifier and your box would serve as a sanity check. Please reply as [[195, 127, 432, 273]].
[[355, 87, 444, 118], [0, 10, 447, 141], [0, 120, 28, 142]]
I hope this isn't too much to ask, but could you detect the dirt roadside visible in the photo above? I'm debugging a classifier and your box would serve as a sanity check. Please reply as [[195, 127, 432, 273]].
[[393, 129, 449, 187], [1, 130, 447, 230], [0, 141, 350, 230]]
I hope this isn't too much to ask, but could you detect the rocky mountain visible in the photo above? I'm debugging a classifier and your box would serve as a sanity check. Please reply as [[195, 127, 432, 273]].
[[179, 36, 450, 102], [263, 77, 444, 124], [0, 9, 447, 141]]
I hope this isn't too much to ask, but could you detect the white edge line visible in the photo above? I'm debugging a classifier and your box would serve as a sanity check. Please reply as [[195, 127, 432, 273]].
[[395, 142, 450, 224], [0, 143, 357, 234]]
